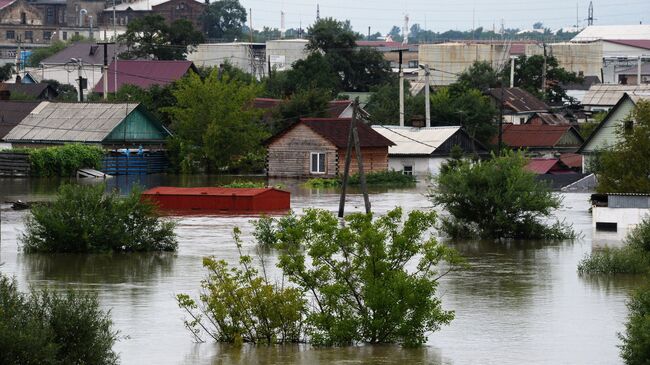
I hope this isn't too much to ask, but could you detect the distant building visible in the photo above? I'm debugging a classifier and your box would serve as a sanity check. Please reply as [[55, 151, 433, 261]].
[[266, 39, 308, 71], [582, 84, 650, 111], [99, 0, 205, 30], [498, 124, 584, 156], [616, 63, 650, 85], [578, 92, 649, 172], [486, 87, 550, 124], [371, 125, 487, 176], [93, 59, 197, 94], [188, 42, 266, 79], [572, 25, 650, 42], [265, 118, 394, 178], [525, 42, 603, 81], [3, 101, 171, 148], [560, 75, 600, 104]]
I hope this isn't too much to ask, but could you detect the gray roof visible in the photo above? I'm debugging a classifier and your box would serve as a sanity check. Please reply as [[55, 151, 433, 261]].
[[372, 126, 460, 155], [4, 102, 138, 143], [41, 42, 126, 66], [582, 84, 650, 107]]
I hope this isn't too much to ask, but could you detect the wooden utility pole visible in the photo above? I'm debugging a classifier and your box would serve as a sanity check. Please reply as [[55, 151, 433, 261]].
[[97, 40, 115, 100], [338, 98, 371, 217], [541, 43, 547, 92]]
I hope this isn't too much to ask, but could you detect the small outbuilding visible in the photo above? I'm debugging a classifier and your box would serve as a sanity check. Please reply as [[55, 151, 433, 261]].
[[487, 87, 550, 124], [141, 187, 290, 213], [265, 118, 394, 178], [371, 126, 488, 176]]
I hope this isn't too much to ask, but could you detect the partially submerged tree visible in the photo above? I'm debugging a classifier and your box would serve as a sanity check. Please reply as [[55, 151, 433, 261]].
[[0, 275, 119, 365], [431, 151, 575, 240], [597, 100, 650, 194]]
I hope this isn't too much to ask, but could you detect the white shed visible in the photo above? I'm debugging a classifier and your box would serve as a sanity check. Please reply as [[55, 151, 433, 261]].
[[371, 126, 488, 177]]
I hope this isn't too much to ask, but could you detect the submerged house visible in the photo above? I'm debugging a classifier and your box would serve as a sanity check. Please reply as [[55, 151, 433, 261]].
[[591, 193, 650, 232], [578, 93, 648, 172], [371, 126, 488, 176], [499, 124, 584, 156], [3, 102, 171, 148], [265, 118, 394, 178]]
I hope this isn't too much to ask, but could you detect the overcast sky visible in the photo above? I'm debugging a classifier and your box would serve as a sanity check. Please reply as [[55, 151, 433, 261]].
[[239, 0, 649, 35]]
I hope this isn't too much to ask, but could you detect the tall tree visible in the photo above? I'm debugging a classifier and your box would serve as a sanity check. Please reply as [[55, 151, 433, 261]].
[[268, 88, 331, 133], [119, 16, 204, 60], [453, 61, 500, 92], [202, 0, 247, 41], [165, 70, 266, 173]]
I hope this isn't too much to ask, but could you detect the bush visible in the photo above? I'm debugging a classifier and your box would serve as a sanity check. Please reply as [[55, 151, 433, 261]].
[[348, 170, 416, 186], [619, 285, 650, 364], [26, 144, 104, 177], [22, 184, 177, 253], [0, 275, 118, 365], [430, 151, 575, 240], [220, 180, 266, 188], [303, 178, 340, 188]]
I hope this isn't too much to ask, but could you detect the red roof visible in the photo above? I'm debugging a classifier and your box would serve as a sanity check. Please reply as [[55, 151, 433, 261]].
[[525, 159, 562, 174], [93, 60, 196, 93], [0, 0, 14, 10], [499, 124, 581, 148], [559, 153, 583, 168], [141, 187, 285, 197], [605, 39, 650, 51]]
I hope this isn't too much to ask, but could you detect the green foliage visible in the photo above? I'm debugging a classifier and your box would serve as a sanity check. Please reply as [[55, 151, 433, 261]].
[[579, 120, 600, 139], [0, 63, 14, 81], [274, 208, 460, 346], [365, 79, 426, 126], [165, 70, 267, 173], [106, 83, 176, 126], [303, 178, 341, 188], [202, 0, 247, 41], [579, 217, 650, 274], [22, 184, 177, 253], [431, 151, 575, 240], [0, 275, 118, 365], [8, 91, 36, 100], [42, 79, 78, 101], [177, 228, 306, 344], [220, 180, 265, 188], [348, 170, 416, 186], [503, 55, 581, 103], [620, 285, 650, 365], [119, 15, 204, 60], [268, 88, 331, 132], [453, 61, 500, 92], [26, 41, 68, 67], [597, 101, 650, 193], [26, 144, 104, 177]]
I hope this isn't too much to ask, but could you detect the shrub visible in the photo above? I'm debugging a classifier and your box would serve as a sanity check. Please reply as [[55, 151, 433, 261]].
[[430, 151, 575, 240], [619, 285, 650, 364], [348, 170, 416, 186], [303, 178, 340, 188], [22, 184, 177, 253], [27, 144, 104, 177], [0, 275, 118, 365], [221, 180, 266, 188]]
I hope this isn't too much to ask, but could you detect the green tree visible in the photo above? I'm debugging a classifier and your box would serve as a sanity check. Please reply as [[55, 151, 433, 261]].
[[620, 285, 650, 365], [430, 87, 497, 145], [0, 275, 119, 365], [22, 184, 177, 253], [597, 101, 650, 193], [431, 151, 575, 240], [105, 83, 176, 127], [268, 88, 331, 132], [202, 0, 247, 41], [365, 79, 425, 125], [284, 53, 341, 95], [42, 79, 78, 101], [504, 55, 580, 104], [119, 16, 204, 60], [0, 63, 13, 81], [165, 69, 266, 173], [26, 41, 68, 67], [453, 61, 500, 92]]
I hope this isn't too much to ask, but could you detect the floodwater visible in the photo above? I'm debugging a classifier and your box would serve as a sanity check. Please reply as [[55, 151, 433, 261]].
[[0, 175, 644, 365]]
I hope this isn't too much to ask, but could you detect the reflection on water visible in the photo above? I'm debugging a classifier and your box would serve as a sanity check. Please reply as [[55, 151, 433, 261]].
[[0, 177, 641, 365]]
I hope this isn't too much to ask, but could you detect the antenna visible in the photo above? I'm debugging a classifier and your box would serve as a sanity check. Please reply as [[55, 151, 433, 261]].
[[316, 3, 320, 21], [402, 14, 409, 44], [587, 1, 594, 26]]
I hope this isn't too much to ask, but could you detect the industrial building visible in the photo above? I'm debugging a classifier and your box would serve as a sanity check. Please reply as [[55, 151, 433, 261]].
[[188, 42, 267, 79]]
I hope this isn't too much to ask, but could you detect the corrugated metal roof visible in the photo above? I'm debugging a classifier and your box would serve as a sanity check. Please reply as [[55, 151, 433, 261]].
[[572, 25, 650, 41], [41, 42, 126, 65], [141, 187, 286, 197], [499, 124, 583, 148], [582, 84, 650, 107], [605, 39, 650, 50], [93, 60, 196, 93], [525, 159, 561, 174], [0, 101, 40, 140], [4, 102, 139, 143], [617, 63, 650, 76], [0, 0, 14, 10], [371, 126, 460, 155], [487, 87, 550, 113]]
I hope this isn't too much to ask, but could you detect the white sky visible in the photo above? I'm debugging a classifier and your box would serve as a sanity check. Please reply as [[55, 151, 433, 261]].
[[240, 0, 649, 35]]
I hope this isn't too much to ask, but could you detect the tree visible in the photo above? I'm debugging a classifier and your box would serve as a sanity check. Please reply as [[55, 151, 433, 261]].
[[453, 61, 500, 92], [165, 69, 267, 173], [105, 83, 176, 127], [597, 101, 650, 193], [620, 285, 650, 365], [365, 79, 424, 125], [26, 41, 67, 67], [42, 79, 79, 102], [431, 151, 575, 240], [388, 25, 403, 42], [202, 0, 247, 41], [119, 16, 204, 60], [268, 88, 331, 133], [503, 55, 580, 104], [307, 17, 357, 53], [533, 22, 544, 30], [283, 53, 341, 96], [0, 275, 119, 365], [0, 63, 14, 81]]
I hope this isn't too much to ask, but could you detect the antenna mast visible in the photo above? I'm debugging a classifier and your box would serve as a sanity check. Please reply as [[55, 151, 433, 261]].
[[587, 1, 594, 26], [402, 14, 409, 44]]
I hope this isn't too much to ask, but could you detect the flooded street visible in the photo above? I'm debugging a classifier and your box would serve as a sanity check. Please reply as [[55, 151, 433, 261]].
[[0, 176, 642, 364]]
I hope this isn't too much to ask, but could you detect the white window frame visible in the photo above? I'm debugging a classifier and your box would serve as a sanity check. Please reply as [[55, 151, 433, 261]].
[[403, 165, 413, 176], [310, 152, 326, 174]]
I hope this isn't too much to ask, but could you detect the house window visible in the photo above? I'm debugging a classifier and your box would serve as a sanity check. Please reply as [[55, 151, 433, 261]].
[[47, 7, 54, 24], [310, 152, 326, 174], [6, 30, 14, 39], [62, 31, 67, 40], [519, 117, 525, 124], [403, 165, 413, 176], [24, 31, 33, 41], [44, 31, 52, 41]]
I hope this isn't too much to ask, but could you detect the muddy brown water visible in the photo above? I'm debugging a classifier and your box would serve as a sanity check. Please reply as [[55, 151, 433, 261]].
[[0, 175, 643, 364]]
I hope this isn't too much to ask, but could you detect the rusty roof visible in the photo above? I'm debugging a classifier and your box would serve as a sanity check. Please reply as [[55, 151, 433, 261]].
[[487, 87, 550, 113], [253, 98, 352, 118], [499, 124, 583, 148], [266, 118, 394, 148], [526, 112, 572, 126], [93, 60, 196, 93], [0, 101, 41, 140], [525, 158, 563, 174], [141, 187, 288, 197], [0, 0, 14, 9]]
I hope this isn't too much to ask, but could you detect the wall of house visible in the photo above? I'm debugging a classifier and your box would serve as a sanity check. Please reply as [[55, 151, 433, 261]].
[[104, 108, 168, 143], [387, 156, 446, 176], [593, 206, 649, 231], [267, 124, 338, 178], [266, 39, 308, 71], [336, 146, 389, 176], [583, 99, 635, 154], [27, 64, 103, 88]]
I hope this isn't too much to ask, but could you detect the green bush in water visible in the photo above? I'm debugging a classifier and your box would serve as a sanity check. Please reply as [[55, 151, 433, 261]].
[[620, 285, 650, 364], [348, 170, 416, 186], [0, 275, 119, 365], [27, 144, 104, 177], [220, 180, 266, 188], [22, 184, 177, 253], [303, 178, 340, 188]]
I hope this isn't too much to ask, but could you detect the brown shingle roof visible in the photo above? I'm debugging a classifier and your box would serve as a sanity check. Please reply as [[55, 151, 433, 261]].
[[0, 101, 41, 140], [487, 87, 550, 113], [300, 118, 394, 148], [499, 124, 583, 148]]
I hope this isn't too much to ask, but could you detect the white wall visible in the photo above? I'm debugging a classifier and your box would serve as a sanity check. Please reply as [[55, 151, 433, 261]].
[[388, 156, 446, 177], [25, 64, 103, 89], [265, 39, 308, 71], [593, 206, 650, 231]]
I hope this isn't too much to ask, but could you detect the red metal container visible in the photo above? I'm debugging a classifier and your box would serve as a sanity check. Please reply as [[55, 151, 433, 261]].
[[141, 187, 290, 214]]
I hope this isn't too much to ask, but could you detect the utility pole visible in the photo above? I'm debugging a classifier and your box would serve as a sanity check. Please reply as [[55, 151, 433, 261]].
[[76, 60, 85, 102], [391, 49, 408, 127], [541, 43, 547, 93], [638, 56, 642, 86], [97, 40, 115, 100], [420, 64, 431, 127], [510, 56, 516, 88], [15, 36, 22, 78], [498, 81, 504, 155], [338, 98, 371, 217]]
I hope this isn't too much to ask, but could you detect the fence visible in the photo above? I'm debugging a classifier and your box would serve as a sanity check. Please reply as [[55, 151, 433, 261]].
[[0, 152, 30, 177], [102, 151, 169, 175]]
